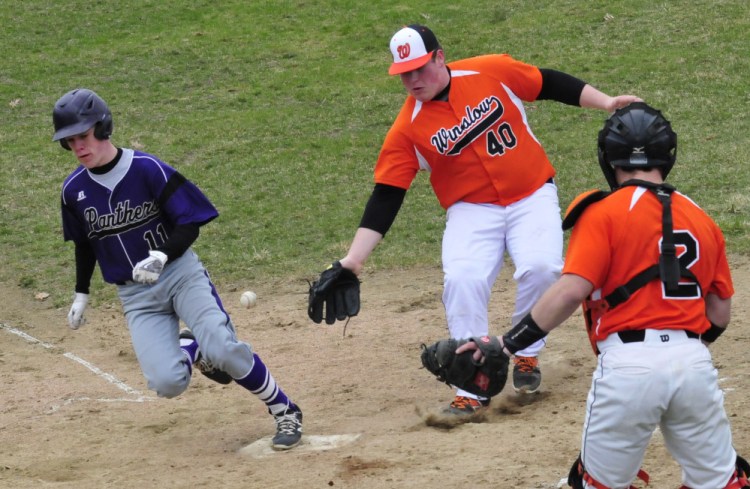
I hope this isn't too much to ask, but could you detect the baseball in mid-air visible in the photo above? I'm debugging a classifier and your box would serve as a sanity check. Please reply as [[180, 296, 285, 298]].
[[240, 290, 257, 308]]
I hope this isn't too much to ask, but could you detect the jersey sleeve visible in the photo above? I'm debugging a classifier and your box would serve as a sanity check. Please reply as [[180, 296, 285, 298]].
[[61, 199, 86, 243], [61, 173, 89, 243], [158, 172, 219, 227], [706, 224, 734, 299], [457, 54, 543, 102], [139, 156, 218, 228], [373, 104, 421, 190], [562, 203, 612, 288]]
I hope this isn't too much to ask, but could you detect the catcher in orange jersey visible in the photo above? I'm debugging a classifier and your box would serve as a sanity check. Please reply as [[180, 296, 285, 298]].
[[459, 102, 749, 488], [328, 24, 639, 414]]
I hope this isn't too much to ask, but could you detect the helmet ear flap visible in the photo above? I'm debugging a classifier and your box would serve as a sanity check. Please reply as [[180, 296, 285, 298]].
[[57, 119, 112, 151], [597, 126, 618, 190], [93, 117, 113, 141]]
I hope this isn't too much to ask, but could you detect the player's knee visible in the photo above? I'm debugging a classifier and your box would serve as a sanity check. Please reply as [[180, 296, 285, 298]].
[[154, 381, 189, 399], [201, 340, 254, 379], [444, 267, 490, 292], [148, 371, 190, 398], [514, 260, 561, 285]]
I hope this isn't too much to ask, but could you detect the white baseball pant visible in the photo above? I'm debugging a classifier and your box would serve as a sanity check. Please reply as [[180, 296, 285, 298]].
[[441, 182, 562, 398], [582, 329, 736, 488]]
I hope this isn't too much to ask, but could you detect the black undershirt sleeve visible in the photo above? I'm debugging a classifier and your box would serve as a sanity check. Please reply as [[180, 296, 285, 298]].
[[156, 223, 200, 262], [74, 223, 198, 292], [358, 183, 407, 236], [537, 68, 587, 106], [74, 241, 97, 294]]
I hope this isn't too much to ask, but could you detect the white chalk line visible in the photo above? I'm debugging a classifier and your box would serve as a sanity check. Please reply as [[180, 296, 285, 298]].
[[46, 396, 152, 413], [718, 376, 735, 392], [0, 323, 155, 410]]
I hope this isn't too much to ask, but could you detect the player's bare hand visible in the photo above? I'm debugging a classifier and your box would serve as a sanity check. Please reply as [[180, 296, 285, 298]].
[[455, 339, 484, 362], [456, 335, 510, 362], [132, 250, 168, 284], [608, 95, 643, 112], [68, 292, 89, 329]]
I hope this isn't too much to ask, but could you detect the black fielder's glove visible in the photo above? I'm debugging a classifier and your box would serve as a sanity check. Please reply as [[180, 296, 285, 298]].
[[308, 261, 361, 325], [420, 336, 509, 398]]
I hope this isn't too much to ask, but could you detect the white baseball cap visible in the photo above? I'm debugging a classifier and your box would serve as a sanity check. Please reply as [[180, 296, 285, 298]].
[[388, 24, 441, 75]]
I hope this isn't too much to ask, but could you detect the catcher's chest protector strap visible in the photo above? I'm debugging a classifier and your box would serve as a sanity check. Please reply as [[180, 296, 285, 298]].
[[562, 189, 610, 231]]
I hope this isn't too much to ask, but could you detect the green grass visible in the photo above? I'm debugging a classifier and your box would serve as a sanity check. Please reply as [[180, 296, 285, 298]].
[[1, 0, 747, 306]]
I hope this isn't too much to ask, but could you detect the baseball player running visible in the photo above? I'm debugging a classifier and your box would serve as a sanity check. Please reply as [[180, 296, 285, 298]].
[[459, 102, 749, 488], [325, 24, 639, 414], [53, 88, 303, 450]]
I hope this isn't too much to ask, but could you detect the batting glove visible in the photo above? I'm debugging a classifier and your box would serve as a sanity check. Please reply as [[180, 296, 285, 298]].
[[132, 250, 168, 284], [68, 292, 89, 330]]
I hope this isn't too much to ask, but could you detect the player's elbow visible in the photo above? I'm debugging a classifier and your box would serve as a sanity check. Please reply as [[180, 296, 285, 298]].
[[557, 274, 594, 304], [706, 293, 731, 327]]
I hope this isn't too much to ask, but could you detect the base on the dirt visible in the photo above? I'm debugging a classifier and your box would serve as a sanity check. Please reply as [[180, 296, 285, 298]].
[[239, 433, 361, 458]]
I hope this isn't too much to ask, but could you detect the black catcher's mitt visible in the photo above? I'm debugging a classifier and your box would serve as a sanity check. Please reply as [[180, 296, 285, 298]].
[[420, 336, 509, 398], [308, 261, 361, 325]]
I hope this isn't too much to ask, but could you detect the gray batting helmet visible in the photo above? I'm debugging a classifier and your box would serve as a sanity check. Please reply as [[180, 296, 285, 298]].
[[597, 102, 677, 190], [52, 88, 113, 150]]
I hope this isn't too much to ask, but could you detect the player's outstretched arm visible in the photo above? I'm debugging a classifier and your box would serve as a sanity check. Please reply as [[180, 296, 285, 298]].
[[339, 227, 383, 276], [579, 85, 642, 112], [457, 274, 593, 362], [68, 241, 96, 329], [342, 183, 405, 275], [307, 227, 380, 325]]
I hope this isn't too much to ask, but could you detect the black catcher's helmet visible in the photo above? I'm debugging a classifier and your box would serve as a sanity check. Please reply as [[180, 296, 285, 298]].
[[52, 88, 113, 150], [597, 102, 677, 189]]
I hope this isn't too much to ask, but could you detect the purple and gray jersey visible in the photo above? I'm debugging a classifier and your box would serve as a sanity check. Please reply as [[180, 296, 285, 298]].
[[61, 148, 218, 284]]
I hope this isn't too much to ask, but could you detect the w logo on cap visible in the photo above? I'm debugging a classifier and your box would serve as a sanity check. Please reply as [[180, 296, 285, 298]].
[[388, 24, 440, 75], [397, 43, 411, 60]]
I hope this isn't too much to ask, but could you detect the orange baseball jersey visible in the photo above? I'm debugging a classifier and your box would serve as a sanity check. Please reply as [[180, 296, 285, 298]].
[[563, 185, 734, 343], [374, 54, 555, 209]]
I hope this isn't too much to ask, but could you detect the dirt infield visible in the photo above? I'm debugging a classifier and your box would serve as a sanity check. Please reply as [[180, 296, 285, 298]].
[[2, 259, 749, 489]]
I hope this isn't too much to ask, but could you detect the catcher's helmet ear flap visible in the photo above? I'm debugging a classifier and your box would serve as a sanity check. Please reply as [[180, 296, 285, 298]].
[[597, 102, 677, 190], [52, 88, 113, 151]]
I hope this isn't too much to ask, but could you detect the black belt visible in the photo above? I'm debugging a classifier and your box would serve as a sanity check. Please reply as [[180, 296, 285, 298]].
[[545, 177, 554, 184], [617, 329, 699, 343]]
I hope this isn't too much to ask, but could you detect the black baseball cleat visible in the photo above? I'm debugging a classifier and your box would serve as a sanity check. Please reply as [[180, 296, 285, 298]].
[[271, 406, 303, 450], [512, 356, 542, 394], [179, 329, 233, 385]]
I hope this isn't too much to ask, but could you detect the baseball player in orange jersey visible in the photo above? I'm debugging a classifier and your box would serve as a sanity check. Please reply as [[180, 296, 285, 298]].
[[459, 102, 749, 488], [332, 24, 640, 414]]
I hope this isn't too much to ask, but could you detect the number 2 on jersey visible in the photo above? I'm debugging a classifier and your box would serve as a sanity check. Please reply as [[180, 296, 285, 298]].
[[662, 230, 701, 299]]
